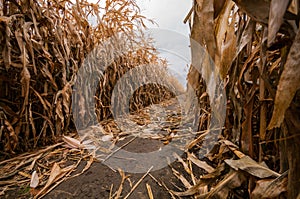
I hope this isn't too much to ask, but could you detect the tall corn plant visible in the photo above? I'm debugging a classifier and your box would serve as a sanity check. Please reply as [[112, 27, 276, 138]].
[[187, 0, 300, 197], [0, 0, 172, 156]]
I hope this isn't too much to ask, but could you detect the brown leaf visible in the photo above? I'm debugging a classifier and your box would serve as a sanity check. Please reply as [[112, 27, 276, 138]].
[[173, 170, 244, 198], [188, 152, 215, 173], [23, 22, 37, 74], [195, 0, 218, 61], [2, 18, 12, 70], [268, 0, 291, 47], [29, 103, 37, 146], [241, 95, 254, 155], [172, 168, 192, 189], [4, 120, 18, 153], [61, 83, 72, 119], [62, 135, 84, 149], [172, 180, 207, 197], [40, 63, 58, 90], [55, 98, 64, 132], [214, 0, 227, 18], [34, 163, 73, 199], [237, 19, 256, 55], [233, 0, 270, 24], [20, 66, 31, 108], [204, 171, 245, 199], [268, 28, 300, 129], [173, 153, 191, 174], [216, 1, 236, 79], [288, 0, 298, 15], [252, 171, 288, 199], [225, 155, 280, 178]]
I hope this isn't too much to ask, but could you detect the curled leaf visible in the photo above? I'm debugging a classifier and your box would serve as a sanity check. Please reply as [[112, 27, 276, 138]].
[[225, 155, 280, 178], [268, 0, 290, 47], [268, 28, 300, 129]]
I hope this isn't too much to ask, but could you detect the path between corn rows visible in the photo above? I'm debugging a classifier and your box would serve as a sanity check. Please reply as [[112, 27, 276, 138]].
[[46, 97, 199, 198]]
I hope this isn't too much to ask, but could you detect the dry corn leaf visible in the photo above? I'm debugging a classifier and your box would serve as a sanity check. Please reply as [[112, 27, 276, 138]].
[[195, 0, 218, 61], [268, 0, 291, 47], [34, 163, 74, 199], [268, 27, 300, 129], [251, 172, 288, 199], [215, 1, 236, 78], [172, 183, 206, 197], [233, 0, 270, 24], [62, 135, 84, 149], [173, 153, 191, 174], [214, 0, 227, 18], [221, 140, 245, 158], [237, 19, 255, 55], [225, 155, 280, 178], [173, 164, 226, 197], [187, 152, 214, 173], [20, 66, 31, 108], [172, 168, 192, 189], [203, 170, 245, 199]]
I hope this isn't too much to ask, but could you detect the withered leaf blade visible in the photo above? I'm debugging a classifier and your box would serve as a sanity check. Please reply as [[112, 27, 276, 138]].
[[34, 163, 74, 199], [20, 66, 31, 107], [225, 155, 280, 178], [188, 152, 214, 173], [232, 0, 270, 24], [237, 19, 255, 55], [172, 168, 192, 189], [215, 0, 236, 79], [268, 28, 300, 129], [195, 0, 218, 61], [268, 0, 291, 47], [172, 180, 207, 197], [213, 0, 227, 18], [251, 174, 288, 199], [62, 135, 83, 149], [204, 170, 245, 199]]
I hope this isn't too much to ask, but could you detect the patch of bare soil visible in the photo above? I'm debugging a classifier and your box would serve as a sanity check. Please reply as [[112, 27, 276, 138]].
[[44, 151, 192, 199], [44, 98, 195, 198], [1, 98, 202, 198]]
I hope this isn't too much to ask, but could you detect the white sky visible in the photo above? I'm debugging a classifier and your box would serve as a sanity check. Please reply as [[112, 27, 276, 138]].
[[88, 0, 193, 86], [137, 0, 192, 86], [138, 0, 191, 35]]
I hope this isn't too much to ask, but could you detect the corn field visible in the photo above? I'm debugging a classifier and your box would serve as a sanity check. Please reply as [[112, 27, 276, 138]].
[[0, 0, 300, 198], [187, 0, 300, 198], [0, 0, 176, 152]]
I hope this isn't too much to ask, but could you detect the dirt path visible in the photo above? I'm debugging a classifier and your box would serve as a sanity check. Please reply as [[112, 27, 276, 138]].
[[1, 97, 203, 198], [44, 155, 188, 198], [43, 97, 196, 198]]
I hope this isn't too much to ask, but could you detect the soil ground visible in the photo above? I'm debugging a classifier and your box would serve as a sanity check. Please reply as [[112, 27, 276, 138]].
[[44, 150, 191, 199], [2, 98, 202, 198], [45, 98, 194, 199]]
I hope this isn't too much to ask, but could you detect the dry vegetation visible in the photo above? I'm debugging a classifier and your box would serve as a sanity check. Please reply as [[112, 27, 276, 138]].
[[1, 0, 300, 198], [0, 0, 177, 154], [185, 0, 300, 198]]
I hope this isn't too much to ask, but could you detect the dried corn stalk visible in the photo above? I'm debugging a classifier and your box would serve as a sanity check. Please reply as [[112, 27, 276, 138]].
[[0, 0, 175, 155]]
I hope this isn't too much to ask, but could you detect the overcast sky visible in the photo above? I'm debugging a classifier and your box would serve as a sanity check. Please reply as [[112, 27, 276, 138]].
[[137, 0, 192, 86], [88, 0, 193, 86], [138, 0, 191, 35]]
